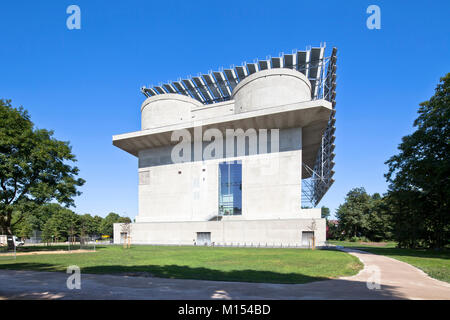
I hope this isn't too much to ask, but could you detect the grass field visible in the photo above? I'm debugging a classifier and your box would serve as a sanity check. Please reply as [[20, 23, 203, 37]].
[[0, 245, 362, 284], [329, 240, 450, 283]]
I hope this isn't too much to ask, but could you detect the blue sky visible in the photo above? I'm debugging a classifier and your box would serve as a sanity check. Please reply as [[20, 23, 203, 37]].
[[1, 0, 449, 220]]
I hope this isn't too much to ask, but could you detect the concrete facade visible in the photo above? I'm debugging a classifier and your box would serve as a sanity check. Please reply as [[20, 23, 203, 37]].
[[113, 68, 331, 247], [113, 216, 325, 247]]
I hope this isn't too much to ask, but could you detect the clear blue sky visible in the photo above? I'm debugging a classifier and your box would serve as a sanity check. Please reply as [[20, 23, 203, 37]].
[[1, 1, 449, 220]]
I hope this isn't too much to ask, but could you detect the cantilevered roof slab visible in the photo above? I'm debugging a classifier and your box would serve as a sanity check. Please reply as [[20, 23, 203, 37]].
[[113, 99, 332, 173]]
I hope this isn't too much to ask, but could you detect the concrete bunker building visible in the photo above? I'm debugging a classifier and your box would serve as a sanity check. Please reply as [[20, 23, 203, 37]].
[[113, 45, 337, 247]]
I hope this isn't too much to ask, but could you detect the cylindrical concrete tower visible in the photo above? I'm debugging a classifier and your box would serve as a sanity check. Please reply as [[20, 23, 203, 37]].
[[232, 68, 312, 113], [141, 94, 202, 130]]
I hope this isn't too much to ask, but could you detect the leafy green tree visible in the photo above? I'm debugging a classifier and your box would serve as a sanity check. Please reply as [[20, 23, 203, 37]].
[[42, 206, 80, 242], [0, 99, 85, 235], [336, 188, 371, 238], [79, 213, 103, 237], [321, 206, 330, 219], [365, 194, 393, 242], [11, 210, 35, 239], [99, 212, 131, 237], [336, 189, 394, 241], [30, 203, 62, 231], [385, 74, 450, 248]]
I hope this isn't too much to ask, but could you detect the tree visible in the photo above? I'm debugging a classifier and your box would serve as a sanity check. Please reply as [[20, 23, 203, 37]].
[[11, 210, 35, 239], [365, 194, 393, 242], [42, 206, 80, 242], [335, 189, 394, 241], [79, 214, 95, 237], [321, 206, 330, 219], [385, 74, 450, 248], [99, 212, 131, 237], [336, 188, 371, 238], [0, 99, 85, 235]]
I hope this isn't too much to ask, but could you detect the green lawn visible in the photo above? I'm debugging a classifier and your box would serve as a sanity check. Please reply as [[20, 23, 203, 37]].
[[329, 240, 450, 283], [0, 245, 362, 284]]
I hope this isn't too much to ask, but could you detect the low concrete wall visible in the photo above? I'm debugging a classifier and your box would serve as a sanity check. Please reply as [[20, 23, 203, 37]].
[[114, 218, 326, 247]]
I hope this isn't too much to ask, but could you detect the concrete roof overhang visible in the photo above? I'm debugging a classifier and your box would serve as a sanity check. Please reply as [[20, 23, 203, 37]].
[[113, 99, 332, 172]]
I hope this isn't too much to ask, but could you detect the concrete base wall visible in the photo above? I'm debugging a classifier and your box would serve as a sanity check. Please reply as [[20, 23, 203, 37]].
[[114, 218, 326, 247]]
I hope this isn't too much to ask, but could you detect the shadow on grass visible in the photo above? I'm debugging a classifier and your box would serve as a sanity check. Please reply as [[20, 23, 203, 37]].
[[0, 262, 408, 300], [0, 262, 330, 284], [16, 246, 72, 252], [15, 245, 108, 253]]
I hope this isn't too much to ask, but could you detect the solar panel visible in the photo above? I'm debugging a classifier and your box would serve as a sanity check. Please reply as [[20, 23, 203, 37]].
[[144, 88, 157, 96], [182, 79, 204, 102], [192, 76, 214, 103], [235, 66, 247, 81], [309, 47, 323, 79], [202, 74, 223, 101], [163, 84, 177, 94], [154, 86, 165, 94], [213, 71, 232, 97], [296, 51, 308, 75], [310, 80, 316, 99], [246, 63, 258, 74], [258, 60, 269, 70], [172, 81, 190, 96], [283, 54, 294, 69], [271, 57, 281, 68], [223, 69, 238, 89]]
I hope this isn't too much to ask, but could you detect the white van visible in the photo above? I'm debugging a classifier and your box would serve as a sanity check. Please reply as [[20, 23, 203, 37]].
[[0, 235, 24, 247], [13, 236, 25, 246]]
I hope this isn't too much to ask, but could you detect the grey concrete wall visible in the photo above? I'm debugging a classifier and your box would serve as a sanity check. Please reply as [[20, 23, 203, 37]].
[[136, 128, 303, 223], [114, 218, 326, 247]]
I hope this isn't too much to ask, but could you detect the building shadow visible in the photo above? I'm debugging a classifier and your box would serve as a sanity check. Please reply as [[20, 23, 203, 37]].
[[0, 262, 406, 300]]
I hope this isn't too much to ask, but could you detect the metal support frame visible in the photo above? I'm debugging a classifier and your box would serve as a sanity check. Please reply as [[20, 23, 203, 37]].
[[302, 47, 337, 207]]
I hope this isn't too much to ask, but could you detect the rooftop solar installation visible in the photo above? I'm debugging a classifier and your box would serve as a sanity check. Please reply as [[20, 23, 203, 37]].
[[141, 45, 334, 106]]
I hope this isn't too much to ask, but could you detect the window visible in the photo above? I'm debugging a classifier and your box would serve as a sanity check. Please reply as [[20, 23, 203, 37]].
[[218, 161, 242, 215], [196, 232, 211, 246], [120, 232, 128, 244], [302, 231, 314, 247]]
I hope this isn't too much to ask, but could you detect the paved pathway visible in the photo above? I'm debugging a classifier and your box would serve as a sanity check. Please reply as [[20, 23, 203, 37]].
[[0, 248, 449, 299]]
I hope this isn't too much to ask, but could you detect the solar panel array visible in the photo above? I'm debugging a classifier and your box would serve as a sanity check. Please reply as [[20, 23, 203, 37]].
[[141, 46, 328, 103]]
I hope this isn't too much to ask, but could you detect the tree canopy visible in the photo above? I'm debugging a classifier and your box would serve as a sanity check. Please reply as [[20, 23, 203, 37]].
[[0, 99, 85, 234], [99, 212, 131, 237], [385, 73, 450, 248], [334, 188, 393, 241], [333, 74, 449, 248]]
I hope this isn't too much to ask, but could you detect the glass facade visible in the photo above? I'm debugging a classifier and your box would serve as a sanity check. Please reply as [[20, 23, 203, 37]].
[[218, 161, 242, 215]]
